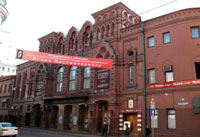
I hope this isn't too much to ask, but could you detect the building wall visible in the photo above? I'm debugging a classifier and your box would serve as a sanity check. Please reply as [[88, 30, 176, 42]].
[[8, 2, 200, 137], [0, 75, 15, 123]]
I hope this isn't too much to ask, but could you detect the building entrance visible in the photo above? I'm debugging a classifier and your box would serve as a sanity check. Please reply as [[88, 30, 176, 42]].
[[124, 113, 138, 136], [63, 105, 72, 130], [50, 106, 58, 128], [78, 105, 88, 131], [25, 113, 30, 126], [97, 102, 109, 133], [33, 104, 41, 127]]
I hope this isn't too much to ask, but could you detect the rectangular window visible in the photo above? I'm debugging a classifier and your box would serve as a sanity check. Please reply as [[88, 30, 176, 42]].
[[163, 32, 170, 44], [83, 67, 90, 89], [130, 65, 134, 84], [191, 27, 200, 39], [148, 36, 155, 47], [168, 109, 176, 129], [0, 85, 2, 93], [164, 65, 174, 82], [4, 85, 7, 93], [165, 71, 174, 82], [28, 83, 32, 97], [7, 68, 10, 72], [69, 66, 77, 90], [8, 84, 12, 93], [57, 67, 64, 92], [148, 69, 156, 84], [195, 62, 200, 79]]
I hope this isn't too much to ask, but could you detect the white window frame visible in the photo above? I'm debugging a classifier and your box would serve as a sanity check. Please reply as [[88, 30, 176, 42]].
[[165, 71, 174, 82], [163, 32, 170, 44], [168, 109, 176, 129], [148, 68, 156, 84], [83, 67, 91, 89], [148, 36, 155, 47], [57, 67, 64, 92], [69, 66, 77, 90], [191, 27, 200, 39], [129, 65, 134, 84]]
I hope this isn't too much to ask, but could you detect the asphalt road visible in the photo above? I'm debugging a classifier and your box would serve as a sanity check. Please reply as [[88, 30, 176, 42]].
[[17, 127, 99, 137]]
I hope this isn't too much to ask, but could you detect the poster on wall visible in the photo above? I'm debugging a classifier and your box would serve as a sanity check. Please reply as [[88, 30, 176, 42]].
[[73, 116, 77, 126], [16, 49, 113, 69], [97, 69, 110, 89], [59, 115, 63, 124], [128, 100, 134, 108]]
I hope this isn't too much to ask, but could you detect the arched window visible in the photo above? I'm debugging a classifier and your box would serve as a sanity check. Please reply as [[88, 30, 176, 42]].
[[128, 51, 134, 57], [129, 65, 134, 84], [86, 33, 89, 44], [83, 67, 91, 89], [57, 67, 64, 92], [97, 29, 100, 40], [107, 25, 110, 37], [72, 39, 76, 50], [111, 23, 115, 36], [102, 27, 105, 39], [69, 66, 77, 90]]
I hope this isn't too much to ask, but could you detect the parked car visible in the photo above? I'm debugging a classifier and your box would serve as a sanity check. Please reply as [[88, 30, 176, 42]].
[[0, 122, 18, 137]]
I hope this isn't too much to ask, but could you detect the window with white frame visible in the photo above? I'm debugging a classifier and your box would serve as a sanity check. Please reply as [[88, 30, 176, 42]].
[[129, 65, 134, 84], [165, 71, 173, 82], [163, 32, 170, 44], [168, 109, 176, 129], [69, 66, 77, 90], [191, 27, 200, 39], [148, 36, 155, 47], [83, 67, 91, 89], [164, 65, 174, 82], [148, 68, 156, 84], [57, 67, 64, 92]]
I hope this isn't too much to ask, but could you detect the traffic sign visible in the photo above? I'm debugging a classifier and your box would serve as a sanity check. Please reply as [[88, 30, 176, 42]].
[[150, 108, 156, 116], [150, 97, 155, 108]]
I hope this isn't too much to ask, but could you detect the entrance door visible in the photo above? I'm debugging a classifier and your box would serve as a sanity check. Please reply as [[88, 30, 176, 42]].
[[34, 105, 41, 127], [78, 105, 88, 131], [127, 114, 138, 136], [25, 113, 30, 126], [51, 106, 58, 128], [63, 105, 72, 130], [79, 105, 85, 131], [97, 102, 109, 133]]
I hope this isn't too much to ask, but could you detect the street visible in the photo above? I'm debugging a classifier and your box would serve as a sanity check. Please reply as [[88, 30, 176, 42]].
[[17, 127, 100, 137]]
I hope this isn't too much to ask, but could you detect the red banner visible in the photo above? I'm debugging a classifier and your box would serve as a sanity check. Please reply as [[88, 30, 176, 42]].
[[147, 79, 200, 89], [16, 49, 113, 69]]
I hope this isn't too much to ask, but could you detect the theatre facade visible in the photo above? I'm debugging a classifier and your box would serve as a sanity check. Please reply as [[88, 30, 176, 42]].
[[10, 2, 200, 137]]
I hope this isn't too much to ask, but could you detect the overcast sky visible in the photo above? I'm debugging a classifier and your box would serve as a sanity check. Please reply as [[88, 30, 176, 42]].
[[0, 0, 199, 65]]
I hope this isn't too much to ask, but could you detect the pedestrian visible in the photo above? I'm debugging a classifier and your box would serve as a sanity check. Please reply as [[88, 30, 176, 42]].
[[146, 127, 151, 137], [124, 123, 130, 137], [102, 120, 108, 137]]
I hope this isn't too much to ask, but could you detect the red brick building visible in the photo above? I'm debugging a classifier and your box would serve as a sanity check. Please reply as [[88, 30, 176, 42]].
[[11, 2, 200, 137], [0, 75, 15, 123]]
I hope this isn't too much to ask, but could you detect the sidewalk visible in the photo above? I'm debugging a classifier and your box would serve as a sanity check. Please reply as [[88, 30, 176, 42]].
[[20, 127, 117, 137]]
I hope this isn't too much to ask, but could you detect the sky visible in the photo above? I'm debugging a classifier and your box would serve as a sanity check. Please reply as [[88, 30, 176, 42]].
[[0, 0, 199, 65]]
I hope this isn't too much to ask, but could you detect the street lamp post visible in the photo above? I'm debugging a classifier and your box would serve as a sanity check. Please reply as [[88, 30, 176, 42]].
[[141, 21, 147, 137]]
